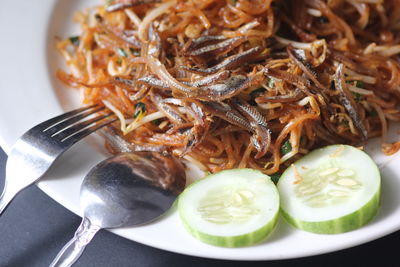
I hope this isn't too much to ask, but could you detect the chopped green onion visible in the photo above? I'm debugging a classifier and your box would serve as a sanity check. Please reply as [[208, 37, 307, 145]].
[[330, 80, 335, 89], [135, 102, 146, 109], [267, 78, 275, 88], [270, 173, 281, 184], [117, 48, 128, 57], [368, 109, 378, 117], [152, 118, 162, 125], [69, 36, 80, 46], [351, 92, 363, 101], [107, 0, 115, 5], [281, 140, 292, 155], [116, 58, 122, 66], [318, 16, 329, 23], [356, 81, 364, 88], [133, 110, 143, 119], [230, 0, 237, 5], [129, 48, 140, 56], [346, 80, 364, 88], [134, 102, 146, 119], [250, 88, 266, 98], [340, 119, 349, 126], [94, 14, 103, 22]]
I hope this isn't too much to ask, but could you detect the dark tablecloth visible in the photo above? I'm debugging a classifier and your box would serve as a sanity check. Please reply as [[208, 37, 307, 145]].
[[0, 147, 399, 267]]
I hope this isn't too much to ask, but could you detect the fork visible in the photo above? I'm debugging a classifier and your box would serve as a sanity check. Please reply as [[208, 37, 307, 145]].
[[0, 104, 116, 214]]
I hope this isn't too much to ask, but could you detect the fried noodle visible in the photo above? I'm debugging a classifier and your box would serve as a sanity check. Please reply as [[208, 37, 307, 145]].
[[57, 0, 400, 175]]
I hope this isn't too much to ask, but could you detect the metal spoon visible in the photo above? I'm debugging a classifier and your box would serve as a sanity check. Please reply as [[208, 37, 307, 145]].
[[50, 152, 186, 267]]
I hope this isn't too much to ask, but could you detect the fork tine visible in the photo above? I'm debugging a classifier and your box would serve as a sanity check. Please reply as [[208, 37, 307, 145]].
[[53, 112, 116, 141], [0, 105, 117, 216], [36, 104, 100, 132], [61, 117, 118, 145], [44, 106, 106, 135]]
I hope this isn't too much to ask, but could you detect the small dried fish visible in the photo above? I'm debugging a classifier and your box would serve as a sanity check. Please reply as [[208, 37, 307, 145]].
[[334, 64, 368, 140], [233, 99, 271, 158], [184, 37, 246, 58], [106, 0, 161, 12], [152, 94, 185, 124], [190, 75, 250, 101], [202, 101, 252, 131], [287, 45, 326, 91], [185, 46, 263, 74]]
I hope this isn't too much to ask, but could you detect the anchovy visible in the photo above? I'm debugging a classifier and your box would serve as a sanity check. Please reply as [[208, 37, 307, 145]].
[[202, 101, 252, 131], [139, 74, 249, 101], [334, 64, 368, 140], [233, 98, 269, 128], [185, 46, 263, 74], [181, 101, 209, 155], [106, 0, 161, 12], [191, 75, 250, 101], [184, 36, 246, 57], [157, 98, 209, 155], [139, 71, 230, 89], [185, 35, 226, 51], [152, 94, 185, 124], [183, 71, 230, 87], [287, 44, 326, 91], [187, 101, 206, 126], [232, 98, 271, 158], [112, 77, 150, 101], [264, 68, 313, 96], [138, 75, 170, 90]]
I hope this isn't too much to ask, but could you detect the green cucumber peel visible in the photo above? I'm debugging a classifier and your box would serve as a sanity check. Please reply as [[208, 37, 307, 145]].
[[277, 145, 381, 234], [178, 168, 280, 247]]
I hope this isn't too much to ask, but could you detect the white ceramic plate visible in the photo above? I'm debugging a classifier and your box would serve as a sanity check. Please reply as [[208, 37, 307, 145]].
[[1, 0, 400, 261]]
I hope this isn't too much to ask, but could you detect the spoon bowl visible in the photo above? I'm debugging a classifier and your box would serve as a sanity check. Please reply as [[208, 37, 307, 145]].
[[50, 152, 186, 267], [82, 152, 186, 227]]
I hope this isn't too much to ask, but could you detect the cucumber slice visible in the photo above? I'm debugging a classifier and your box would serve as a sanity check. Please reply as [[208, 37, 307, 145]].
[[178, 169, 280, 247], [277, 145, 381, 234]]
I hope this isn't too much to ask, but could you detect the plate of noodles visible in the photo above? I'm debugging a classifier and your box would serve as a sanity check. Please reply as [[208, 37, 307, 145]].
[[1, 0, 400, 260]]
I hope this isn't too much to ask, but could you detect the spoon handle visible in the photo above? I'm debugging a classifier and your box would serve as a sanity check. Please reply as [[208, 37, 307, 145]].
[[49, 217, 101, 267]]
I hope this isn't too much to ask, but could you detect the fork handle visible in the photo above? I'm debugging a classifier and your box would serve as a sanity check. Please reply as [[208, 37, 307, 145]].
[[49, 217, 101, 267], [0, 181, 20, 215]]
